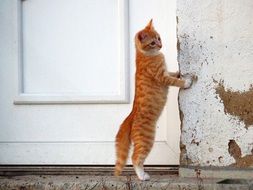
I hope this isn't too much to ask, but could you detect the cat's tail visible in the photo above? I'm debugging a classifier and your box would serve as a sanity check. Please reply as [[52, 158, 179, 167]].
[[114, 111, 134, 176]]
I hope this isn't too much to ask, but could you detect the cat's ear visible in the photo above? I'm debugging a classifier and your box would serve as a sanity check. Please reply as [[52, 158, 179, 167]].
[[138, 31, 148, 42], [145, 19, 154, 30]]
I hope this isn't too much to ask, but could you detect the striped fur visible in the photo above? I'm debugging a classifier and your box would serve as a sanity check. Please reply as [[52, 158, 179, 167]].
[[115, 20, 192, 180]]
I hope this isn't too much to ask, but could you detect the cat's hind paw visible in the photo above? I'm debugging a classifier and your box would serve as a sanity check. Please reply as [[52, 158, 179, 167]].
[[138, 172, 150, 181], [134, 165, 151, 181]]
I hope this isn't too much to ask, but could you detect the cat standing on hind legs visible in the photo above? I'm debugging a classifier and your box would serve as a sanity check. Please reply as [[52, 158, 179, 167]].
[[115, 19, 193, 181]]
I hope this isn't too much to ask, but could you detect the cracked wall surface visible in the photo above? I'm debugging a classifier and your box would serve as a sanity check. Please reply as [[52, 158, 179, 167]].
[[177, 0, 253, 168]]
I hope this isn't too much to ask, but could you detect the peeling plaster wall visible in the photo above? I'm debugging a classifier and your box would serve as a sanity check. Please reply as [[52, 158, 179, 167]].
[[177, 0, 253, 168]]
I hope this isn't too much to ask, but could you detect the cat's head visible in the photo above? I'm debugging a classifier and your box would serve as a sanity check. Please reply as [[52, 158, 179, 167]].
[[135, 19, 162, 55]]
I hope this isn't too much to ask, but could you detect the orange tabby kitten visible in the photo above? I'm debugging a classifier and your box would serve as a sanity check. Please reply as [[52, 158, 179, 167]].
[[115, 20, 192, 180]]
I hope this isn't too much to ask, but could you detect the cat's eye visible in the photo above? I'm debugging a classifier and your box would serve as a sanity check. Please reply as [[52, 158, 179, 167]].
[[150, 41, 156, 46], [158, 37, 161, 41]]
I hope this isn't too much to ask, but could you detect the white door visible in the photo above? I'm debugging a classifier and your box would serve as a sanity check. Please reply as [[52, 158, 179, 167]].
[[0, 0, 180, 165]]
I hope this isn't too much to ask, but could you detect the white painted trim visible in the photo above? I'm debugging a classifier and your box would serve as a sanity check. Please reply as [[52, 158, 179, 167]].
[[14, 0, 129, 105], [16, 0, 24, 95], [14, 93, 129, 105], [0, 141, 176, 164], [118, 0, 130, 104]]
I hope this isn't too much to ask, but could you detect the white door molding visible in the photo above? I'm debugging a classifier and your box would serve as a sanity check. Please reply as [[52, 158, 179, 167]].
[[14, 0, 129, 105]]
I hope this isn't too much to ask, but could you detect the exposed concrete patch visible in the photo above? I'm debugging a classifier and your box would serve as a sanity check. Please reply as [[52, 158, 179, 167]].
[[216, 83, 253, 128], [228, 140, 253, 167], [228, 140, 242, 160], [180, 143, 193, 166], [232, 154, 253, 168]]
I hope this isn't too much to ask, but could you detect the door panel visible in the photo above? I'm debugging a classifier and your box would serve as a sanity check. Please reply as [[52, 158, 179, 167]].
[[23, 0, 119, 95], [0, 0, 180, 165]]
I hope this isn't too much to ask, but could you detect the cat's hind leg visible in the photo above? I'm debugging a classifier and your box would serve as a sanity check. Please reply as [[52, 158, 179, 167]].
[[132, 153, 150, 181], [131, 131, 154, 180]]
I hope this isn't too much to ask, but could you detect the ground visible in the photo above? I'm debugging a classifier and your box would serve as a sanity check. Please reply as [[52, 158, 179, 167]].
[[1, 175, 253, 190]]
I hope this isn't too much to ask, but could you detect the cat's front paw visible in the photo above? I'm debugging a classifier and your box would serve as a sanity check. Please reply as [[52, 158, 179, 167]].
[[183, 75, 193, 89]]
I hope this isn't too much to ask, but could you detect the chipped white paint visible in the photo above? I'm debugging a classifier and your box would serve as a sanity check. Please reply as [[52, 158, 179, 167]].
[[177, 0, 253, 166]]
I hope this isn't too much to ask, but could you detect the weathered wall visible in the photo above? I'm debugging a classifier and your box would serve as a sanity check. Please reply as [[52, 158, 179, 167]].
[[177, 0, 253, 169]]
